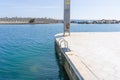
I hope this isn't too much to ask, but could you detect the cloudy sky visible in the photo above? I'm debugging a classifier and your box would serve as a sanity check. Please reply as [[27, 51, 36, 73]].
[[0, 0, 120, 19]]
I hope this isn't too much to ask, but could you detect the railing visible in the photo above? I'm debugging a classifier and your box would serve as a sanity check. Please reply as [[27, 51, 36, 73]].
[[58, 38, 69, 52]]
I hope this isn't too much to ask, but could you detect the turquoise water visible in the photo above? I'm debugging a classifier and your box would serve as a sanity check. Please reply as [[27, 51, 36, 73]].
[[0, 24, 120, 80]]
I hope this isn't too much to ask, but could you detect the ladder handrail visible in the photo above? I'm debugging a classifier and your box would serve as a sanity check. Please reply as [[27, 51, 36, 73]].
[[58, 38, 68, 49]]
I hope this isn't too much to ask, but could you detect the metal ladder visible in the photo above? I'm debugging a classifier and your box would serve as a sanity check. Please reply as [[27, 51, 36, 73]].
[[58, 38, 69, 52]]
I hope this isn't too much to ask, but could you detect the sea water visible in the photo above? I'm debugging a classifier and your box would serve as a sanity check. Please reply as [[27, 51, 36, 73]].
[[0, 24, 120, 80]]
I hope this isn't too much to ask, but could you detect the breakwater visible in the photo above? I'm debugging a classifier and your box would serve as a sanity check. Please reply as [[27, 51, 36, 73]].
[[71, 19, 120, 24]]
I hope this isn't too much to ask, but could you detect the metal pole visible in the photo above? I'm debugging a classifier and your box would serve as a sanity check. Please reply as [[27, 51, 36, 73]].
[[64, 0, 70, 36]]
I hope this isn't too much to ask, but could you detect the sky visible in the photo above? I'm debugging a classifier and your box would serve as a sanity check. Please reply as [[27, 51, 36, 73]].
[[0, 0, 120, 19]]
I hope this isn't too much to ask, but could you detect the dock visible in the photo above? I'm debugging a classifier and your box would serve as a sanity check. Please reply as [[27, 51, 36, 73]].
[[55, 32, 120, 80]]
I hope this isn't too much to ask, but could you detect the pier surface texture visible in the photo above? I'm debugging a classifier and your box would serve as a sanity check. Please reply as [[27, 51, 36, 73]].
[[55, 32, 120, 80]]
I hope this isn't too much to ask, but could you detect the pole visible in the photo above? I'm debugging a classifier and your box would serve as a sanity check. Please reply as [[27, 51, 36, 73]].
[[64, 0, 70, 36]]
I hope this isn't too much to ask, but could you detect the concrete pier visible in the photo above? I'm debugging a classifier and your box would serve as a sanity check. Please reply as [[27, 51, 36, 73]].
[[55, 32, 120, 80]]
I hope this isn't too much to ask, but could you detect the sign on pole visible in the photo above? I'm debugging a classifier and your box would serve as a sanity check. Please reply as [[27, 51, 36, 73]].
[[64, 0, 70, 36]]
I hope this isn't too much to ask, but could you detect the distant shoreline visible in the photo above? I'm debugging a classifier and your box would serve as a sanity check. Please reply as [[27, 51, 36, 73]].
[[0, 22, 58, 24], [71, 19, 120, 24], [0, 17, 62, 24], [0, 17, 120, 24]]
